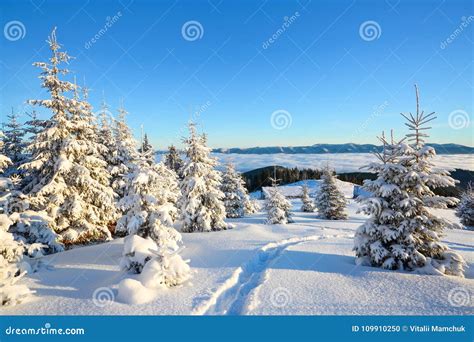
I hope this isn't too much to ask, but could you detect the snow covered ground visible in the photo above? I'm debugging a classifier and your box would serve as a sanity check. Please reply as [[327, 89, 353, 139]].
[[3, 194, 473, 316], [209, 153, 474, 173]]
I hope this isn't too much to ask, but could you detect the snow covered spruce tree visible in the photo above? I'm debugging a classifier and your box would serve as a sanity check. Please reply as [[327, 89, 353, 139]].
[[1, 109, 27, 177], [96, 98, 118, 174], [178, 123, 227, 232], [457, 184, 473, 227], [0, 138, 33, 307], [221, 163, 248, 218], [301, 183, 315, 212], [117, 150, 190, 287], [314, 166, 347, 219], [354, 85, 464, 277], [21, 29, 116, 245], [111, 104, 138, 199], [265, 178, 293, 224], [164, 144, 183, 176], [244, 198, 260, 214], [139, 133, 154, 165]]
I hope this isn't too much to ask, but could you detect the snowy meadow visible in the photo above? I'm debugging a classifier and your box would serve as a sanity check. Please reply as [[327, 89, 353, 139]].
[[1, 9, 473, 322]]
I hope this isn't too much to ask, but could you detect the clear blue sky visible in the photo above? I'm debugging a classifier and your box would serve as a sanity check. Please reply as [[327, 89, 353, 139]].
[[1, 0, 472, 149]]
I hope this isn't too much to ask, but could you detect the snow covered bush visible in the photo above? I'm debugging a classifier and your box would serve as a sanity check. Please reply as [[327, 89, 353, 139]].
[[21, 29, 117, 245], [314, 167, 347, 220], [178, 123, 227, 232], [0, 255, 33, 307], [119, 234, 190, 304], [301, 183, 315, 212], [354, 85, 465, 277], [456, 184, 473, 227], [0, 214, 33, 306], [221, 163, 248, 218], [265, 183, 293, 224], [120, 234, 158, 273]]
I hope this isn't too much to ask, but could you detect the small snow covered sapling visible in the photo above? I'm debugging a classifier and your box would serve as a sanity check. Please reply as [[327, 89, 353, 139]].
[[456, 184, 474, 227], [314, 167, 347, 220], [178, 123, 228, 232], [300, 183, 315, 212], [265, 178, 293, 224]]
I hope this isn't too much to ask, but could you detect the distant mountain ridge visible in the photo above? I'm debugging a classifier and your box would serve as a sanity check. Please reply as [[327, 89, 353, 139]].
[[212, 143, 474, 155]]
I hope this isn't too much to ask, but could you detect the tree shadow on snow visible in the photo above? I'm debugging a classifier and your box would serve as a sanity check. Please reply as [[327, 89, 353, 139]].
[[29, 267, 123, 300]]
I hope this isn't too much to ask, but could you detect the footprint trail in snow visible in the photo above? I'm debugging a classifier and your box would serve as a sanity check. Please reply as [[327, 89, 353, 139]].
[[192, 233, 351, 315]]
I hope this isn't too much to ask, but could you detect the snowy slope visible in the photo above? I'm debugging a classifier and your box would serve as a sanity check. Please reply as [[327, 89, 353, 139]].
[[3, 199, 473, 316]]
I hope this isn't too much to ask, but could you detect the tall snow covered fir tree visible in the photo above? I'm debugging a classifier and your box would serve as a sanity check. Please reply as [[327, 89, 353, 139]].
[[164, 145, 183, 176], [354, 85, 464, 277], [314, 166, 347, 220], [265, 178, 293, 224], [221, 163, 248, 218], [178, 123, 227, 232], [111, 104, 138, 198], [457, 184, 473, 227], [20, 28, 116, 245], [96, 98, 118, 176], [1, 109, 27, 177], [301, 183, 315, 212]]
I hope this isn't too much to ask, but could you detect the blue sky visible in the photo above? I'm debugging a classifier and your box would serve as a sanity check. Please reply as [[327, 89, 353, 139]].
[[1, 0, 472, 149]]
